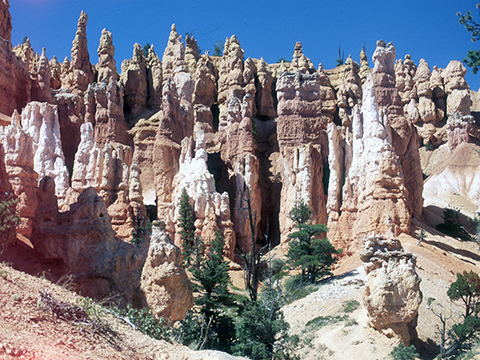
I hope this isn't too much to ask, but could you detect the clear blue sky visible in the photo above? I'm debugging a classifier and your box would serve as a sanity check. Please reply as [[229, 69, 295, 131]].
[[8, 0, 480, 91]]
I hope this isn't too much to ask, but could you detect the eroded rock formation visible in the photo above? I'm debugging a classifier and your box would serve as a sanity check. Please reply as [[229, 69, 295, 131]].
[[0, 140, 16, 252], [31, 180, 147, 305], [276, 70, 335, 244], [62, 11, 95, 93], [96, 28, 118, 83], [360, 225, 422, 345], [218, 94, 260, 253], [140, 220, 193, 322], [327, 41, 423, 253], [121, 43, 148, 118]]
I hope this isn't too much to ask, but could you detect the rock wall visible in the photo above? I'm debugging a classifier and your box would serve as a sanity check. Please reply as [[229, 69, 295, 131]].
[[327, 41, 422, 253], [31, 180, 148, 305], [276, 69, 335, 245], [0, 139, 16, 252], [218, 94, 259, 253]]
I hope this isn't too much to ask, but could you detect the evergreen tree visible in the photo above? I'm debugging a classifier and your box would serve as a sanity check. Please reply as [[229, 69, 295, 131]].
[[458, 4, 480, 74], [178, 189, 196, 264], [179, 230, 235, 352], [233, 261, 299, 360], [286, 200, 342, 283]]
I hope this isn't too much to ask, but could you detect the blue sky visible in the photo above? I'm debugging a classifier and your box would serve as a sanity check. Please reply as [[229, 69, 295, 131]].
[[8, 0, 480, 91]]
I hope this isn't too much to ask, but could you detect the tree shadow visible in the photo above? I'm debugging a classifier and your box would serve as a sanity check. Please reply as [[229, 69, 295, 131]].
[[422, 239, 480, 264]]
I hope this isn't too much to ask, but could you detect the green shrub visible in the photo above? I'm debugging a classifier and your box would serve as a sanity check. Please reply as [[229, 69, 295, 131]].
[[341, 299, 360, 313], [389, 343, 419, 360]]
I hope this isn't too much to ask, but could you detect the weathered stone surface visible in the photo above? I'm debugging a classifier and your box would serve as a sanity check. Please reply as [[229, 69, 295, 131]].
[[394, 55, 416, 107], [121, 43, 148, 118], [359, 48, 371, 84], [91, 77, 127, 147], [52, 90, 84, 174], [255, 58, 276, 118], [193, 57, 217, 137], [290, 41, 315, 74], [129, 112, 160, 206], [327, 64, 416, 253], [49, 56, 62, 90], [0, 0, 11, 42], [153, 60, 194, 221], [184, 34, 199, 75], [218, 94, 259, 253], [276, 70, 336, 244], [62, 11, 95, 93], [162, 24, 181, 88], [0, 139, 17, 252], [146, 45, 163, 109], [446, 112, 474, 150], [31, 182, 148, 305], [1, 111, 38, 237], [168, 131, 236, 259], [140, 221, 193, 322], [68, 121, 140, 240], [371, 41, 423, 220], [0, 13, 30, 116], [96, 28, 118, 83], [443, 60, 471, 116], [31, 48, 52, 103], [334, 56, 363, 127], [360, 229, 422, 345], [217, 35, 256, 117], [3, 102, 70, 213]]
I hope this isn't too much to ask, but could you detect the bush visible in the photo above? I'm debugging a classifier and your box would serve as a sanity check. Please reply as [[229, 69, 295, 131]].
[[341, 299, 360, 313], [389, 343, 419, 360]]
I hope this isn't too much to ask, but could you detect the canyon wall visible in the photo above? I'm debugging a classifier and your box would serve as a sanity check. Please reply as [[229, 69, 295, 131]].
[[0, 4, 476, 287]]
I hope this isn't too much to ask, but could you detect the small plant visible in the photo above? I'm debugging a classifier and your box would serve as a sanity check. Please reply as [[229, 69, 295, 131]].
[[284, 275, 319, 304], [276, 57, 291, 63], [416, 228, 426, 245], [341, 299, 360, 313], [425, 142, 434, 151], [304, 315, 348, 331], [111, 304, 173, 341], [336, 44, 345, 67], [143, 43, 151, 58], [389, 343, 419, 360]]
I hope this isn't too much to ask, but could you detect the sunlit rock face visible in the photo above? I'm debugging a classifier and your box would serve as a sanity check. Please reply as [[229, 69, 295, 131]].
[[276, 69, 335, 246], [1, 102, 70, 237], [218, 93, 259, 254], [62, 11, 95, 93], [140, 221, 193, 322], [327, 41, 422, 254], [360, 227, 422, 346], [166, 131, 236, 260]]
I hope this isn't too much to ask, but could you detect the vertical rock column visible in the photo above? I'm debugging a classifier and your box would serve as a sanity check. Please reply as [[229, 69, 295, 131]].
[[276, 69, 336, 245]]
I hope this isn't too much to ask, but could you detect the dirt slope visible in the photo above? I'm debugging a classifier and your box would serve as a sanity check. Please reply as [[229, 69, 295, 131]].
[[0, 261, 245, 360]]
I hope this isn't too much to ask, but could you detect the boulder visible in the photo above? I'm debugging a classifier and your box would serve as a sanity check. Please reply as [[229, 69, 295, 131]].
[[360, 226, 422, 345]]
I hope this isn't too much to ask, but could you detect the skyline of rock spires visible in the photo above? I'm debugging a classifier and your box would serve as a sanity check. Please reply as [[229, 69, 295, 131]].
[[0, 6, 478, 257]]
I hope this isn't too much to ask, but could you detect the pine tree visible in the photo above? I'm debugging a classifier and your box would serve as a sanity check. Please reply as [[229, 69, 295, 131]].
[[286, 200, 342, 283], [178, 189, 196, 264], [179, 230, 235, 352]]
